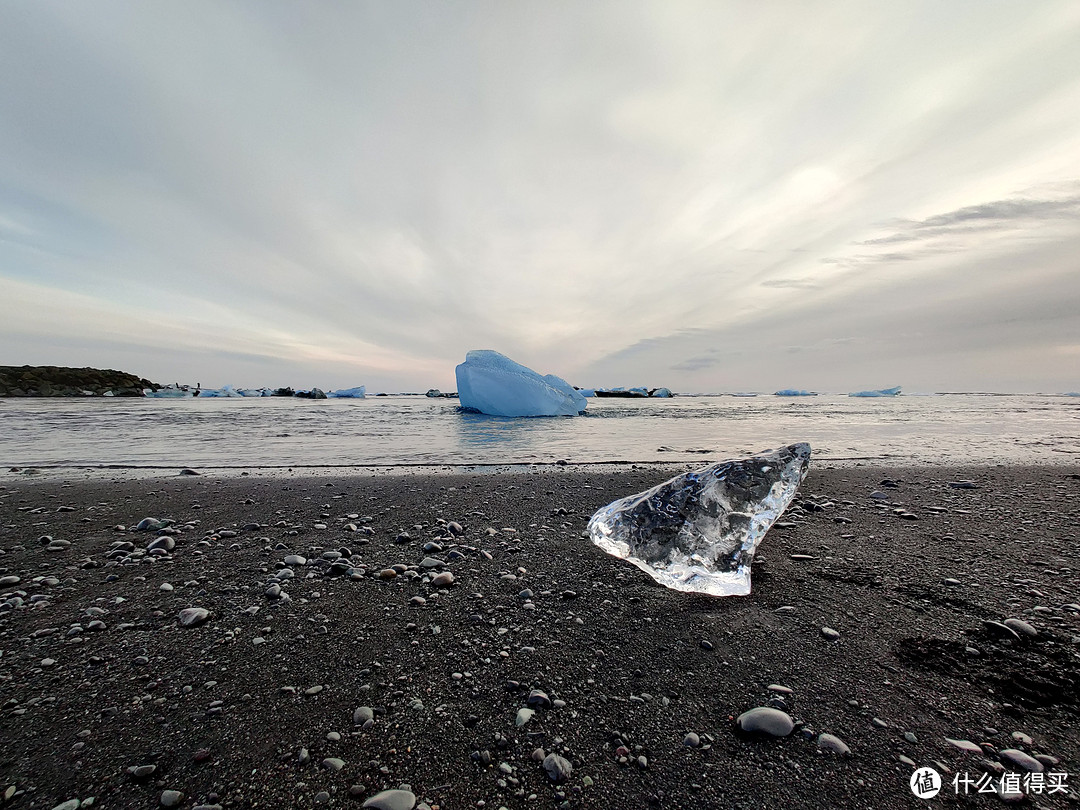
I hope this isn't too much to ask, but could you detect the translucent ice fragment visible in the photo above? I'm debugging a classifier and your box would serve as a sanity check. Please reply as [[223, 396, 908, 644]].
[[588, 443, 811, 596]]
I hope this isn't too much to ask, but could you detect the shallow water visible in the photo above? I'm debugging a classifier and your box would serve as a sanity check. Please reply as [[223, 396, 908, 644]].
[[2, 394, 1078, 469]]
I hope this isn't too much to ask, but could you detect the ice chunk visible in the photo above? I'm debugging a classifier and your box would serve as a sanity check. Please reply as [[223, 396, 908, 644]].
[[849, 386, 901, 397], [455, 350, 586, 417], [650, 387, 672, 398], [588, 443, 811, 596], [774, 389, 816, 396], [327, 386, 366, 398]]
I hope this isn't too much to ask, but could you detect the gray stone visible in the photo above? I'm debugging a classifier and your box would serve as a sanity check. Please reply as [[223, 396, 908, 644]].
[[736, 707, 794, 737], [944, 738, 982, 754], [818, 733, 850, 755], [998, 748, 1043, 772], [430, 571, 455, 587], [1003, 619, 1038, 638], [353, 706, 374, 725], [160, 790, 184, 807], [820, 627, 841, 641], [542, 753, 572, 783], [178, 607, 210, 627], [362, 789, 416, 810]]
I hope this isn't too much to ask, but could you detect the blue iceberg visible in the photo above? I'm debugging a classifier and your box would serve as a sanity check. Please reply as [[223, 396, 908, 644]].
[[849, 386, 901, 397], [327, 386, 366, 398], [774, 389, 817, 397], [455, 350, 587, 417]]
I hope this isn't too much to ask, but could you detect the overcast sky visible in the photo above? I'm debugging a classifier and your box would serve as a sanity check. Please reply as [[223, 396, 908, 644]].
[[2, 1, 1078, 393]]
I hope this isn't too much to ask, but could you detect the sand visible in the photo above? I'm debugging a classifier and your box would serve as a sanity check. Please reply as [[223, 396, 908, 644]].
[[1, 463, 1078, 809]]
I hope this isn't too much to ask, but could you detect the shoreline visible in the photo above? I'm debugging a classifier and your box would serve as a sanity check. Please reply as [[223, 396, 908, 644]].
[[1, 464, 1078, 808]]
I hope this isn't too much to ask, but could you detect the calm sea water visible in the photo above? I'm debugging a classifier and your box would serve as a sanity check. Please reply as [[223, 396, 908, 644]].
[[1, 394, 1078, 470]]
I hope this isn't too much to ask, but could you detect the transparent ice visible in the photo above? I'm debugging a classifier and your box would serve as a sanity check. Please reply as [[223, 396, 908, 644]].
[[588, 443, 811, 596], [455, 350, 586, 417]]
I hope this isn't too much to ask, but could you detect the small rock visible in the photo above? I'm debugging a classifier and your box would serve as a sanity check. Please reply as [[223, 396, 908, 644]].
[[178, 607, 210, 627], [736, 707, 794, 737], [430, 571, 455, 588], [818, 733, 850, 755], [160, 790, 184, 807], [998, 748, 1043, 773], [542, 753, 572, 783], [362, 789, 416, 810], [820, 627, 841, 641]]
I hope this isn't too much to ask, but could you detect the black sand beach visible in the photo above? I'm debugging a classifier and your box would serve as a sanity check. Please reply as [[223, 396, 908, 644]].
[[1, 464, 1078, 809]]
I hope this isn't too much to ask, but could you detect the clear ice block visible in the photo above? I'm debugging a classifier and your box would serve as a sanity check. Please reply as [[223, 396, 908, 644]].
[[587, 443, 811, 596]]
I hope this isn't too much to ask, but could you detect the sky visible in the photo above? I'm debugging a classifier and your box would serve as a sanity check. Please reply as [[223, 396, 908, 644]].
[[1, 1, 1079, 394]]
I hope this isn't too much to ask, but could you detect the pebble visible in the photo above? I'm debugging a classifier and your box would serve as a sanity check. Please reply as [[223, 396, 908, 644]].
[[430, 571, 455, 587], [515, 708, 534, 727], [353, 706, 374, 725], [283, 555, 306, 566], [178, 607, 210, 627], [322, 757, 345, 771], [1002, 618, 1038, 638], [683, 732, 700, 748], [736, 707, 794, 737], [998, 748, 1043, 772], [51, 802, 81, 810], [542, 753, 572, 783], [944, 738, 982, 754], [362, 789, 416, 810], [820, 627, 841, 641], [818, 733, 850, 755], [160, 790, 184, 807]]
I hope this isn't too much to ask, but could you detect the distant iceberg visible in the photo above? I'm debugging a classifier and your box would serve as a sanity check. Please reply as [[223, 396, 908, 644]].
[[650, 388, 672, 398], [849, 386, 901, 397], [327, 386, 366, 398], [197, 385, 243, 398], [595, 387, 649, 398], [145, 385, 194, 398], [774, 389, 817, 397], [456, 350, 586, 417]]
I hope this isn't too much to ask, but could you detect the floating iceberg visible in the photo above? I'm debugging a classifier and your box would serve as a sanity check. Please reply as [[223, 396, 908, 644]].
[[650, 388, 672, 398], [455, 350, 586, 417], [588, 443, 811, 596], [849, 386, 901, 397], [327, 386, 366, 398], [774, 389, 817, 397], [197, 386, 243, 398]]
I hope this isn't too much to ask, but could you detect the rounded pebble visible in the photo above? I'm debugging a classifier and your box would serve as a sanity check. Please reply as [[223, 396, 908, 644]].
[[736, 707, 794, 737]]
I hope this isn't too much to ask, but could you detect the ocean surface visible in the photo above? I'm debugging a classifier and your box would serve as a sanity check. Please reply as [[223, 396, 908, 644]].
[[2, 394, 1079, 470]]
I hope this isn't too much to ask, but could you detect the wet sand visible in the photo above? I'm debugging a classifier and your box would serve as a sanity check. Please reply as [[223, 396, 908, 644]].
[[1, 464, 1078, 809]]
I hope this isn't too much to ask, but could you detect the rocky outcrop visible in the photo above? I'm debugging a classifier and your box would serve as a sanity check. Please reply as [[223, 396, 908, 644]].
[[0, 365, 158, 397]]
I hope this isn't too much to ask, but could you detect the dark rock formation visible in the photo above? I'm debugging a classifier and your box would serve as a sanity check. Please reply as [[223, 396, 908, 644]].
[[0, 365, 158, 397]]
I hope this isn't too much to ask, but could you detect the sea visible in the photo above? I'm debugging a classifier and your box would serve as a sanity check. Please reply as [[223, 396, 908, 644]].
[[2, 394, 1078, 472]]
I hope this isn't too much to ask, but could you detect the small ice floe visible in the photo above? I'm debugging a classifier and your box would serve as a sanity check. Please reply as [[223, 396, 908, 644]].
[[849, 386, 901, 397]]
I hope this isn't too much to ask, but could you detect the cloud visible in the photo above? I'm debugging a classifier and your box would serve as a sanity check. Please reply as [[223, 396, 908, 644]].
[[1, 2, 1079, 391]]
